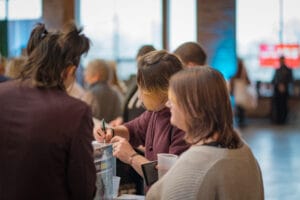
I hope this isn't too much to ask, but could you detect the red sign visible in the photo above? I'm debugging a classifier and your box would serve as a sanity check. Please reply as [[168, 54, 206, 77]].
[[259, 44, 300, 68]]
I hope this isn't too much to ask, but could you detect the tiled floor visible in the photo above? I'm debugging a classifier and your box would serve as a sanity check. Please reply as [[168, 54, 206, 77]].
[[240, 118, 300, 200]]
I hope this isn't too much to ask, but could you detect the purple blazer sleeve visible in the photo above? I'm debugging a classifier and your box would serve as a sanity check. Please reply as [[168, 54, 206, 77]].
[[123, 111, 151, 148], [67, 106, 96, 200]]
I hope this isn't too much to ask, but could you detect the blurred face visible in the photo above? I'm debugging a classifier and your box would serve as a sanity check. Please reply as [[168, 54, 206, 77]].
[[84, 68, 98, 86], [138, 86, 167, 111], [166, 89, 187, 131]]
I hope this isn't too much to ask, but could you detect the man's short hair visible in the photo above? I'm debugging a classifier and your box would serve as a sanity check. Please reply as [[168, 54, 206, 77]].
[[174, 42, 207, 66]]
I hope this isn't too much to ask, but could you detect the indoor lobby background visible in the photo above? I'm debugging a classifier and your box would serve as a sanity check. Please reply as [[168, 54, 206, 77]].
[[1, 0, 300, 199]]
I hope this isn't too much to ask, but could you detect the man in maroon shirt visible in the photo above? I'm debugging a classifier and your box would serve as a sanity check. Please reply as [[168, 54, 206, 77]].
[[94, 50, 190, 183]]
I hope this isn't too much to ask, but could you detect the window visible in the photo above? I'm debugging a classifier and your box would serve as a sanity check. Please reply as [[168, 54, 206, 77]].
[[0, 0, 42, 20], [8, 0, 42, 20], [0, 0, 6, 19], [0, 0, 42, 57], [168, 0, 196, 51], [79, 0, 162, 80], [237, 0, 300, 83]]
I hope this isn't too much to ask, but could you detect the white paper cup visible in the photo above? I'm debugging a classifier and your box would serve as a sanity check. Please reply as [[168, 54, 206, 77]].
[[112, 176, 121, 198], [157, 153, 178, 179]]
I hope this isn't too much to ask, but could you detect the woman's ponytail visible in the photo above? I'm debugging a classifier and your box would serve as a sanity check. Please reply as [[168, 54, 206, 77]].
[[26, 23, 48, 56], [60, 22, 90, 67]]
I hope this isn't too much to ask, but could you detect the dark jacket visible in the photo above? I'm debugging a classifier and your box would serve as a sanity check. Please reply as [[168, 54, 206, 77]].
[[0, 80, 96, 200], [88, 81, 122, 122], [272, 64, 293, 96], [122, 83, 145, 122]]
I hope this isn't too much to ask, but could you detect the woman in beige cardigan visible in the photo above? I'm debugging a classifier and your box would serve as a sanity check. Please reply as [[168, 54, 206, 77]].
[[146, 66, 264, 200]]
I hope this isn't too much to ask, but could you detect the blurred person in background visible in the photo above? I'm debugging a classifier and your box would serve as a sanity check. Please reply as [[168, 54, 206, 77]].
[[173, 41, 207, 68], [84, 58, 122, 122], [107, 60, 127, 97], [271, 55, 294, 124], [230, 58, 252, 127], [5, 56, 26, 79], [0, 55, 9, 82], [67, 81, 99, 117]]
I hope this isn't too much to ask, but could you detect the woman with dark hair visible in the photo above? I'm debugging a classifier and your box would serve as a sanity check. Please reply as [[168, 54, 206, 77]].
[[146, 66, 264, 200], [94, 50, 190, 188], [0, 23, 96, 199]]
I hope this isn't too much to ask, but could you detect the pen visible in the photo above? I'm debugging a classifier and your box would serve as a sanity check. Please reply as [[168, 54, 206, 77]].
[[101, 119, 107, 143]]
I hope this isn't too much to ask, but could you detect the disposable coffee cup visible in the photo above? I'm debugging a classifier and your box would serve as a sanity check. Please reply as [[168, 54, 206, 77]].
[[157, 153, 178, 179], [112, 176, 121, 198]]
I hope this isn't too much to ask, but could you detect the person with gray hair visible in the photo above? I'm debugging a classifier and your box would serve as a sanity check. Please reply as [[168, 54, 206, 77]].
[[84, 58, 122, 122]]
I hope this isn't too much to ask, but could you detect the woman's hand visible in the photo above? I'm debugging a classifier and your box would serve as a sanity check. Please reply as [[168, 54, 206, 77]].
[[111, 136, 136, 164], [93, 126, 114, 143]]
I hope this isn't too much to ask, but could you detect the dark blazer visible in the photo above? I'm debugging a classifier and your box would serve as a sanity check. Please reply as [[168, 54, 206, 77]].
[[0, 80, 96, 200]]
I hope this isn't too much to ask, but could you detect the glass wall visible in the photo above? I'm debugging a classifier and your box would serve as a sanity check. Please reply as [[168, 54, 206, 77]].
[[237, 0, 300, 83], [7, 0, 41, 20], [79, 0, 197, 80], [0, 0, 42, 57], [0, 0, 5, 19], [79, 0, 162, 80], [168, 0, 196, 51]]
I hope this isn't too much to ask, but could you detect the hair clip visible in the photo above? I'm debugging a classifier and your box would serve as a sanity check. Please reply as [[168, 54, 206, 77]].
[[40, 30, 48, 39]]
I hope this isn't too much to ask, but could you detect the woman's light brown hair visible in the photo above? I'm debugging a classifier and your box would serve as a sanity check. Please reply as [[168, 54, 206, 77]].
[[169, 66, 241, 148]]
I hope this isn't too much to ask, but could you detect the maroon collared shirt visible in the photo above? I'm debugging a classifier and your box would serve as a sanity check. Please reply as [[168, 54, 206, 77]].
[[124, 107, 190, 161]]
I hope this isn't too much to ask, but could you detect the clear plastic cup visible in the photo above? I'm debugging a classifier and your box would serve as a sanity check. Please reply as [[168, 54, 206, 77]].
[[112, 176, 121, 198], [157, 153, 178, 179]]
